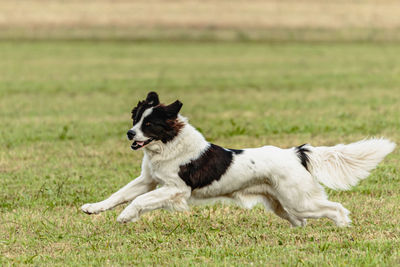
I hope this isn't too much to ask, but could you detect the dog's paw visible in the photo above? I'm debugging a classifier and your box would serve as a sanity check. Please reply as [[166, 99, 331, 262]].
[[300, 219, 307, 227], [117, 210, 139, 223], [81, 203, 104, 215], [335, 207, 352, 227], [290, 218, 307, 227], [336, 217, 352, 227]]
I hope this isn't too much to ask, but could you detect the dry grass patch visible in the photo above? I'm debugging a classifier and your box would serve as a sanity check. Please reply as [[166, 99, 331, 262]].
[[1, 0, 400, 29], [1, 0, 400, 41]]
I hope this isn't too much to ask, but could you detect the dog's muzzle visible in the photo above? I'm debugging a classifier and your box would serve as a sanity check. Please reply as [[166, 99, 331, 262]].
[[131, 138, 154, 150], [127, 130, 136, 140]]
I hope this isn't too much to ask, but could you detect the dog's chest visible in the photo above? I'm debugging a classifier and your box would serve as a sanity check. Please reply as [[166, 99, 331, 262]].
[[146, 158, 182, 184]]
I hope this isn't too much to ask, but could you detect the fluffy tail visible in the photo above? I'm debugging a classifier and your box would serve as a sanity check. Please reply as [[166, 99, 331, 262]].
[[298, 138, 396, 190]]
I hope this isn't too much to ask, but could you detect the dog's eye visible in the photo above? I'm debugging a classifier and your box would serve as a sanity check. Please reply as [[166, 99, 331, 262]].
[[145, 122, 152, 127]]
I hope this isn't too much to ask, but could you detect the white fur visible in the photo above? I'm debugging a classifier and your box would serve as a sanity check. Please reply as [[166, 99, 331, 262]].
[[130, 108, 153, 141], [81, 115, 395, 227], [305, 138, 396, 190]]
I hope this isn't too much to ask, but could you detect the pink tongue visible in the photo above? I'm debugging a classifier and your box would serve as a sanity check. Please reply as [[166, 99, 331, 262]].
[[137, 141, 145, 146]]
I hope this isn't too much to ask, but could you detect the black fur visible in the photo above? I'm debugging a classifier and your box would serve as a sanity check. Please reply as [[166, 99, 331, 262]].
[[178, 144, 234, 190], [131, 92, 160, 125], [229, 149, 243, 154], [145, 92, 160, 106], [141, 103, 183, 143], [296, 144, 310, 171], [131, 92, 183, 143]]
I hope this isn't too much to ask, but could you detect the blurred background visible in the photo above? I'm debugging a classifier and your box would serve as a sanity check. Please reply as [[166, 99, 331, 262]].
[[1, 0, 400, 41], [1, 1, 400, 265]]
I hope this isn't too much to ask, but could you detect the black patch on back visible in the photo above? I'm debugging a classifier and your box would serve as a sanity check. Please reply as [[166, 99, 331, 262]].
[[178, 144, 234, 190], [296, 144, 310, 171], [229, 149, 244, 154]]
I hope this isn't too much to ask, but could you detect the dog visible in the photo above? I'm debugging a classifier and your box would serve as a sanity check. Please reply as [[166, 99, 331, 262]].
[[81, 92, 395, 227]]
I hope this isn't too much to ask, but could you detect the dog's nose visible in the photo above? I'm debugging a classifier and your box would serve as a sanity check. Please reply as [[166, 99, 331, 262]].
[[127, 130, 136, 140]]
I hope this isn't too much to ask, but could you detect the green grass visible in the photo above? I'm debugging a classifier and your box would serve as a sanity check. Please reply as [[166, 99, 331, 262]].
[[1, 41, 400, 266]]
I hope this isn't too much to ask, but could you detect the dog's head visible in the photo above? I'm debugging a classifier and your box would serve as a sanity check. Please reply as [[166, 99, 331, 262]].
[[127, 92, 183, 150]]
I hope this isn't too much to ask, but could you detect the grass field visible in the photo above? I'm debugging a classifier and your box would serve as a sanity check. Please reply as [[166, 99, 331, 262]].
[[0, 40, 399, 265]]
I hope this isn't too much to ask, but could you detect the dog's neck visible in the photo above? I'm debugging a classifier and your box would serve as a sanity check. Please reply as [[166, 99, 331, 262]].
[[143, 115, 209, 161]]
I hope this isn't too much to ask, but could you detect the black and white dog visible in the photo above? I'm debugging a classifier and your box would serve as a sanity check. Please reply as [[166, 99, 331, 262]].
[[81, 92, 395, 227]]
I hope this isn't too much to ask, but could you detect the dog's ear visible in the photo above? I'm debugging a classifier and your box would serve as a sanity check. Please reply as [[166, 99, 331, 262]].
[[146, 91, 160, 106], [164, 100, 183, 118]]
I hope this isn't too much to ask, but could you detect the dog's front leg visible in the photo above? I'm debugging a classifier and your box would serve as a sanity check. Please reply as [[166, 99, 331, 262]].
[[117, 186, 190, 223], [81, 175, 157, 215]]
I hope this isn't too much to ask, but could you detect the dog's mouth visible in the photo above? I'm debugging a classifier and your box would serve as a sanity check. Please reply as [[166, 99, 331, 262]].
[[131, 138, 154, 150]]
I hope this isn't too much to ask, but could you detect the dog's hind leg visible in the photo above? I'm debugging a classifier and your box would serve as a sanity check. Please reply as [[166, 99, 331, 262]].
[[263, 194, 307, 227], [275, 173, 351, 227], [289, 199, 351, 227], [233, 191, 306, 227]]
